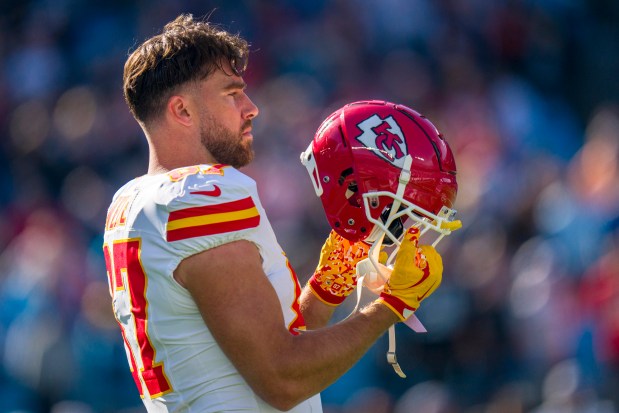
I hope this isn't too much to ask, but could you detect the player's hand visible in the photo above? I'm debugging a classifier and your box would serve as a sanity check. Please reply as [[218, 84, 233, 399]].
[[377, 227, 443, 321], [308, 230, 370, 305]]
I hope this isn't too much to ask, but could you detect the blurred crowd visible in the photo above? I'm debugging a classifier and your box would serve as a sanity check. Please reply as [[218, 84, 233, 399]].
[[0, 0, 618, 412]]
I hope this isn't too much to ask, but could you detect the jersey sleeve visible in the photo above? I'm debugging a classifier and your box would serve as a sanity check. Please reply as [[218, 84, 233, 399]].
[[159, 168, 262, 261]]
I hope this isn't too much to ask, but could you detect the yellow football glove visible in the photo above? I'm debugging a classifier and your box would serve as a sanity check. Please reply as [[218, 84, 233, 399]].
[[308, 230, 370, 305], [377, 227, 443, 321]]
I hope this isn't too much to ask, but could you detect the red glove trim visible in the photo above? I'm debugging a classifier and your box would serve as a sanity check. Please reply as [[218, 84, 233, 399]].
[[308, 273, 346, 306], [377, 293, 416, 321]]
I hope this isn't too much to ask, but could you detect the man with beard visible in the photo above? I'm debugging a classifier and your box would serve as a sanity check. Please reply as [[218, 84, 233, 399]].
[[103, 14, 444, 412]]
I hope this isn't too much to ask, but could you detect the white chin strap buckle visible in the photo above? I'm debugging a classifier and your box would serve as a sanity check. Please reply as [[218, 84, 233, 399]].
[[387, 326, 407, 378], [386, 314, 427, 378]]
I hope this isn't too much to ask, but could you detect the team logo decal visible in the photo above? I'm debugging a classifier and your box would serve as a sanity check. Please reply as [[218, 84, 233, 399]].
[[356, 114, 408, 168]]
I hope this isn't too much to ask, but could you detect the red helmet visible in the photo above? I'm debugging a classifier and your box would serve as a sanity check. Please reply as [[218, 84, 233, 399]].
[[301, 100, 460, 245]]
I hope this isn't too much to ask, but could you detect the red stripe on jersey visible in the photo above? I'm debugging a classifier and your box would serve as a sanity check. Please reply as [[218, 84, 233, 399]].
[[167, 215, 260, 242], [168, 196, 256, 222]]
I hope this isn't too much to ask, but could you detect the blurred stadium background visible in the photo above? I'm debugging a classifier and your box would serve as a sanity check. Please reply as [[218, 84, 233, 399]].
[[0, 0, 618, 412]]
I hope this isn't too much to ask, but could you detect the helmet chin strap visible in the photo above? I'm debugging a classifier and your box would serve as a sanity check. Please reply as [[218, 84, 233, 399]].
[[347, 156, 424, 378], [349, 235, 428, 379], [379, 156, 416, 378]]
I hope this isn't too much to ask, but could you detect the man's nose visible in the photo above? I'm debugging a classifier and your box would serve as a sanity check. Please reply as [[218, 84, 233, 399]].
[[244, 95, 259, 119]]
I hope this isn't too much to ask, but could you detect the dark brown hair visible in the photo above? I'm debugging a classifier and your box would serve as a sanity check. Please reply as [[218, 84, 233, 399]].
[[123, 14, 249, 123]]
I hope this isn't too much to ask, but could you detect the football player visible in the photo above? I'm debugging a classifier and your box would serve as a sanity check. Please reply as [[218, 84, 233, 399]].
[[103, 13, 457, 413]]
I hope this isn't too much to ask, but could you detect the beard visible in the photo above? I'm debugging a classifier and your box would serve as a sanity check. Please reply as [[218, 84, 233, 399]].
[[199, 113, 254, 169]]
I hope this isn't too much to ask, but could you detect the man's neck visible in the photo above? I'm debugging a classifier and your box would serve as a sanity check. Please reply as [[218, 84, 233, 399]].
[[146, 140, 217, 175]]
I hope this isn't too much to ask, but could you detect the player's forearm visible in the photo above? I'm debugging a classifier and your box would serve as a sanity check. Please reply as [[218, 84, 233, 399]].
[[257, 301, 398, 410], [298, 285, 337, 329]]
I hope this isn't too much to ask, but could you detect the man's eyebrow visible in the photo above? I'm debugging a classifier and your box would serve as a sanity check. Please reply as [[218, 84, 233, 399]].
[[222, 80, 247, 91]]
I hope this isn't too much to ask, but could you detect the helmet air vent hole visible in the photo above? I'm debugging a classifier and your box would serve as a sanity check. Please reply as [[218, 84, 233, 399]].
[[347, 219, 355, 225], [322, 176, 330, 183], [369, 196, 379, 208], [338, 168, 354, 185]]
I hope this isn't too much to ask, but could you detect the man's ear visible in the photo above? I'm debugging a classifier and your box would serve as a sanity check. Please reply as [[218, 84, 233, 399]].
[[167, 95, 193, 127]]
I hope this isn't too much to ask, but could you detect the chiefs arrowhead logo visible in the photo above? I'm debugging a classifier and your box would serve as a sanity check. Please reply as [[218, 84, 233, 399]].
[[356, 114, 408, 168]]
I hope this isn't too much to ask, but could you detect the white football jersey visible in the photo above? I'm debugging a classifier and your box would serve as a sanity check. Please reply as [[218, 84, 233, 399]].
[[103, 164, 322, 413]]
